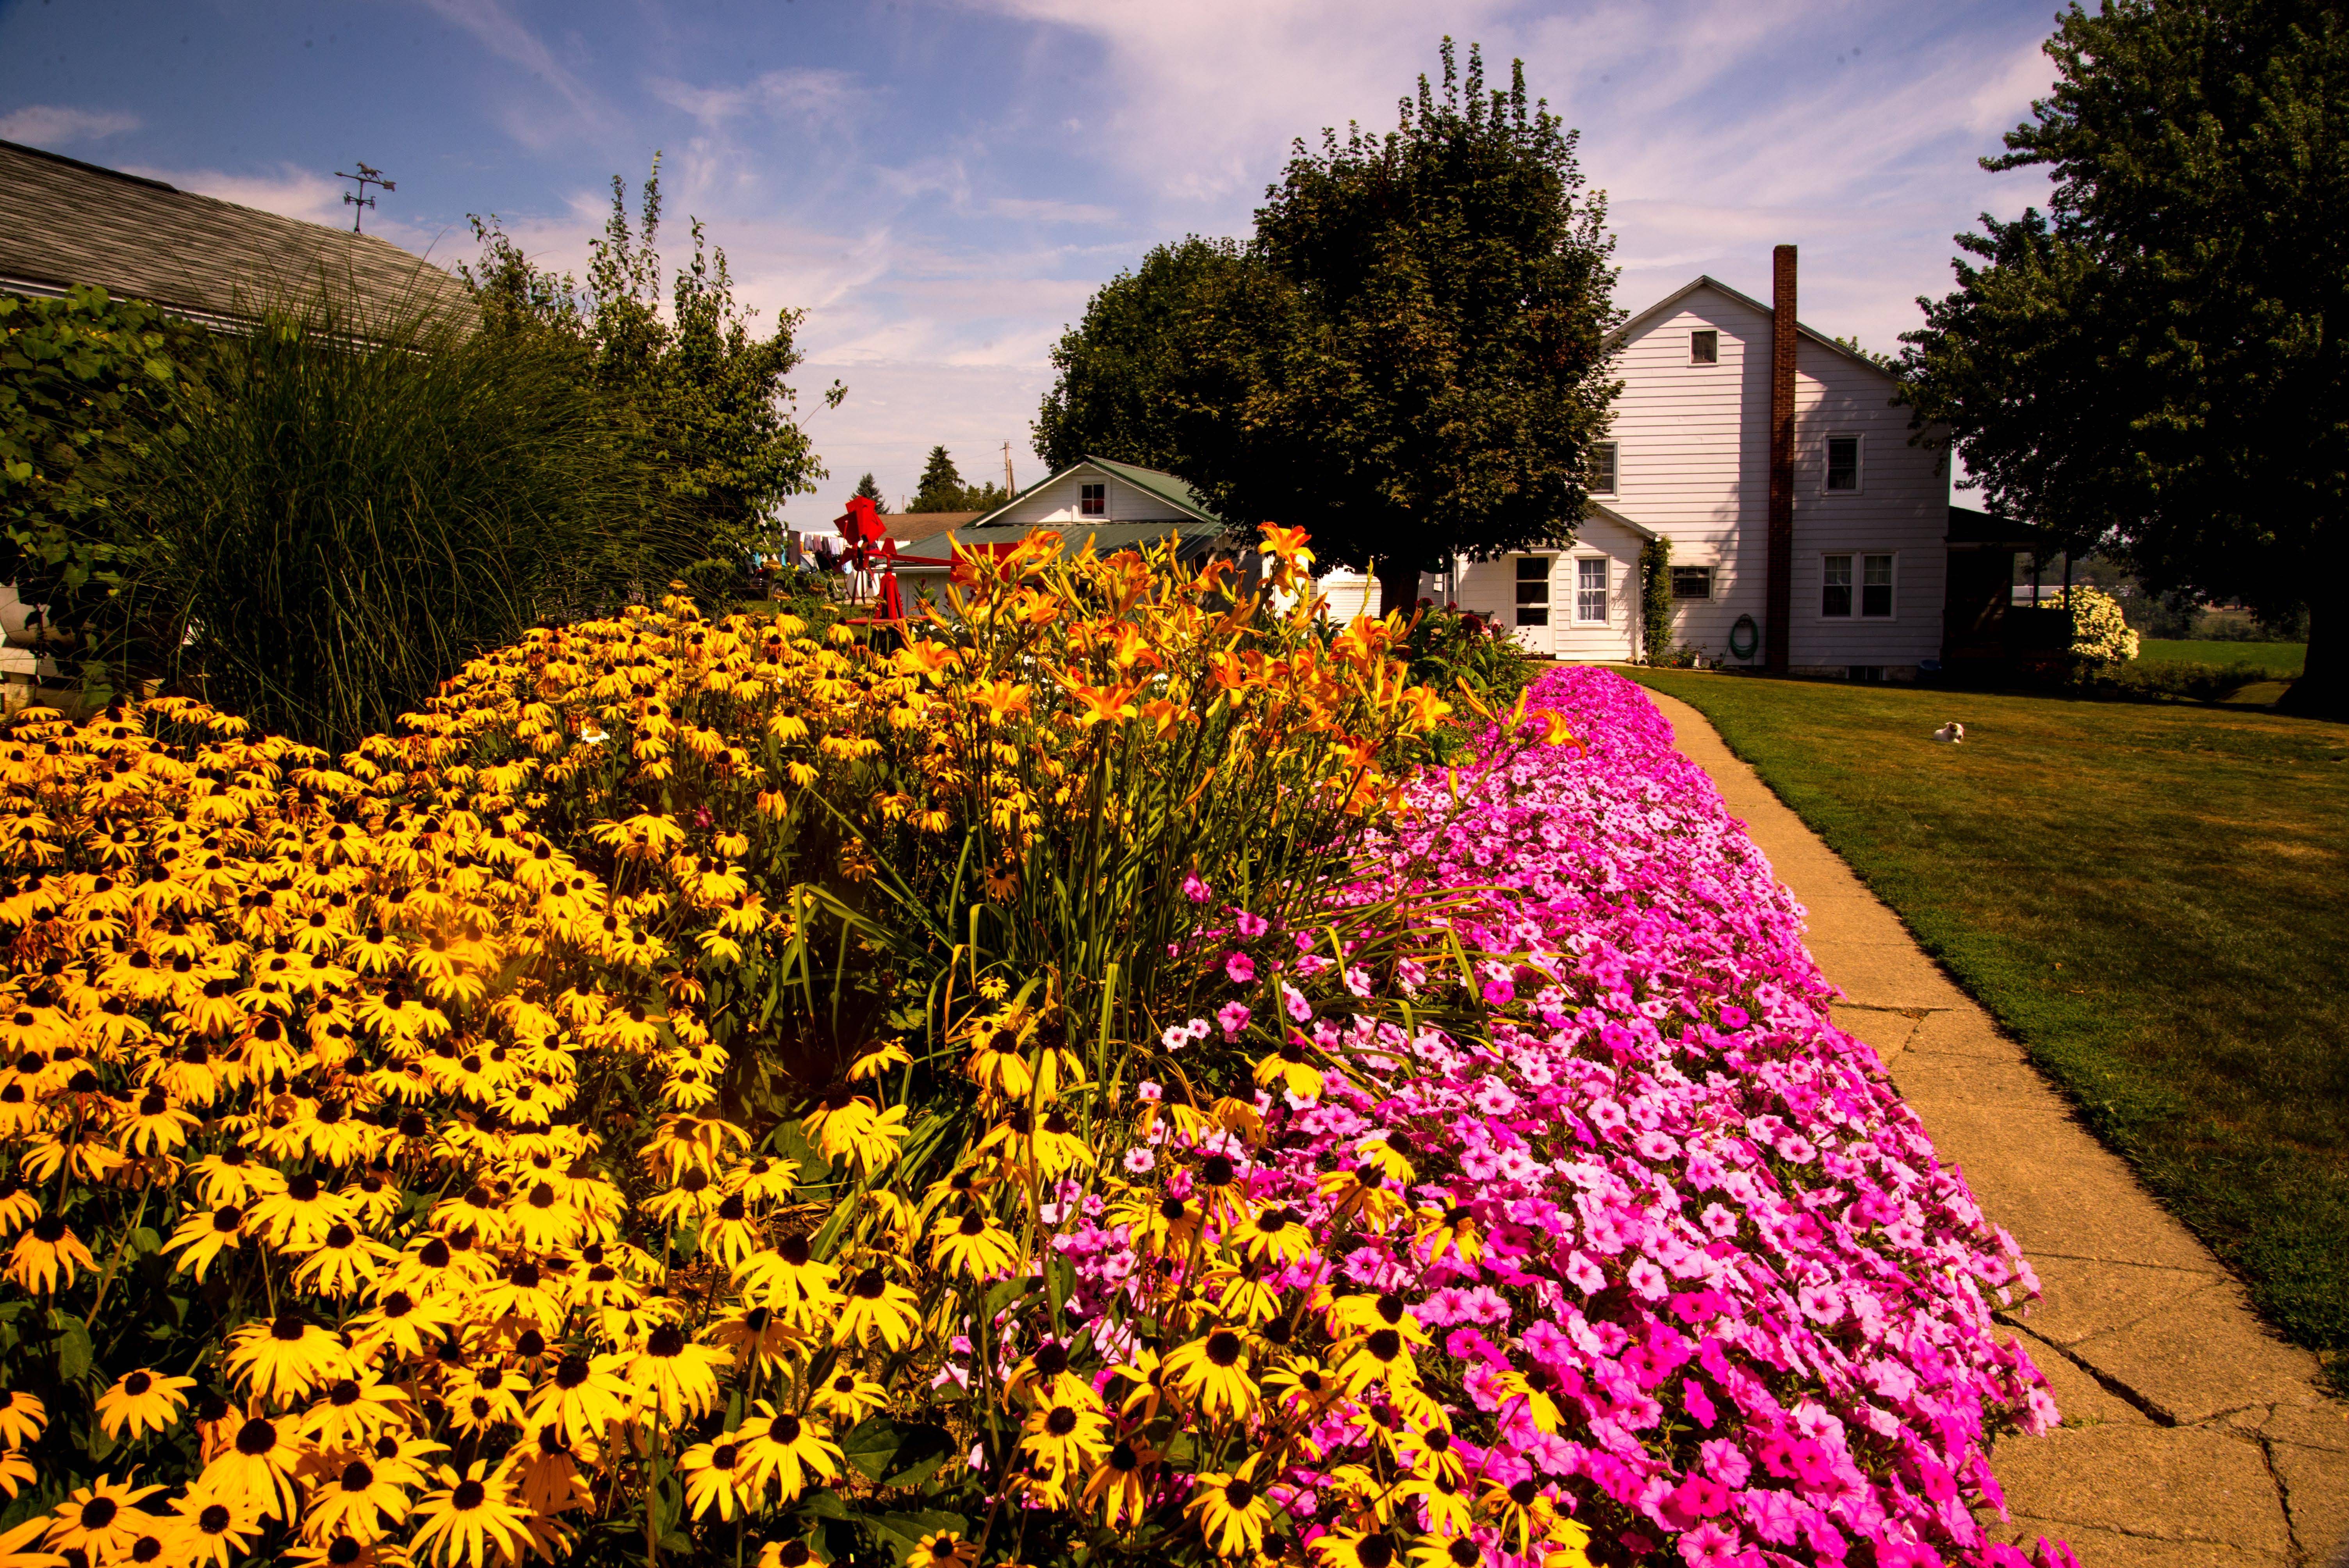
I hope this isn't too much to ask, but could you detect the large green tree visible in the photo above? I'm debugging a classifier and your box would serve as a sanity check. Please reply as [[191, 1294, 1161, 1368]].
[[1035, 41, 1620, 615], [1898, 0, 2349, 716], [1033, 237, 1261, 476], [464, 156, 840, 561], [853, 471, 890, 513]]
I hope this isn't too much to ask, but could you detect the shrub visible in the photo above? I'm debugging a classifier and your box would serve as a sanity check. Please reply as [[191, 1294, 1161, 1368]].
[[134, 290, 686, 751], [2084, 657, 2276, 703], [2044, 585, 2138, 665], [0, 287, 206, 690], [1404, 602, 1535, 709]]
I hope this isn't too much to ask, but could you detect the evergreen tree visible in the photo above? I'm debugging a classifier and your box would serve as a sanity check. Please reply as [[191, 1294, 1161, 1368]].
[[853, 472, 889, 514], [908, 446, 967, 512]]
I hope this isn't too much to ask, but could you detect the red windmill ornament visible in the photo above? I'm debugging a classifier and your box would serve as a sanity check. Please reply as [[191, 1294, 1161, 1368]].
[[832, 494, 905, 621]]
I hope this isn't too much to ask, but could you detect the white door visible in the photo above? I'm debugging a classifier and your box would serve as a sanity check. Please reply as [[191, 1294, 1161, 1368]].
[[1510, 554, 1556, 654]]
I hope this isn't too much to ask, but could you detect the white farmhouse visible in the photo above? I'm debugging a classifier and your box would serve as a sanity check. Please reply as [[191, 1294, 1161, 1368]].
[[1441, 246, 1961, 679], [903, 250, 2020, 675]]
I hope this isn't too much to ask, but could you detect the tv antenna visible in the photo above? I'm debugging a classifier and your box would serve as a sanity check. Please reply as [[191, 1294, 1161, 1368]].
[[335, 162, 395, 233]]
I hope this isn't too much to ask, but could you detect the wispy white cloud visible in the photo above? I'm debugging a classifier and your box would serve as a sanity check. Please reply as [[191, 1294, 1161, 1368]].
[[987, 196, 1117, 224], [0, 105, 140, 146], [647, 68, 871, 130], [963, 0, 2058, 357], [413, 0, 606, 146]]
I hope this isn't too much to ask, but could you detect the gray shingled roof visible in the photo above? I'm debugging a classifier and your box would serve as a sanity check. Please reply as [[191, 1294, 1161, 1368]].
[[0, 139, 469, 326], [885, 511, 983, 547]]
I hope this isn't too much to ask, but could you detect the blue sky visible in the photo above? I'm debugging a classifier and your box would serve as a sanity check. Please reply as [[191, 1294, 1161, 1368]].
[[0, 0, 2062, 523]]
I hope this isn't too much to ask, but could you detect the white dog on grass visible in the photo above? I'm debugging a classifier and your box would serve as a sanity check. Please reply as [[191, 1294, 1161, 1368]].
[[1932, 722, 1965, 744]]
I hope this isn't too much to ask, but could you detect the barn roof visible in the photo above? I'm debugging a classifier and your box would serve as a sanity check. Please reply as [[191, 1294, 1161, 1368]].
[[0, 139, 468, 327]]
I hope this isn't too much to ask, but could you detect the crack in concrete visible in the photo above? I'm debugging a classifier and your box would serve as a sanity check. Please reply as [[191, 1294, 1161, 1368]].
[[2041, 1336, 2180, 1428], [2251, 1431, 2307, 1568]]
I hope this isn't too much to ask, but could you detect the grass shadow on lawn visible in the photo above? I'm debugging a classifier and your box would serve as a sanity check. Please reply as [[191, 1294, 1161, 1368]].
[[1629, 670, 2349, 1388]]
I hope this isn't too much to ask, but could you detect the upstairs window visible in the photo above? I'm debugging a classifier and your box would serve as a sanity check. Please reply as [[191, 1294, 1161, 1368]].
[[1515, 556, 1550, 626], [1079, 482, 1107, 516], [1825, 435, 1861, 492], [1588, 442, 1618, 495], [1576, 557, 1609, 623], [1823, 554, 1854, 617], [1670, 565, 1713, 600], [1690, 330, 1719, 364]]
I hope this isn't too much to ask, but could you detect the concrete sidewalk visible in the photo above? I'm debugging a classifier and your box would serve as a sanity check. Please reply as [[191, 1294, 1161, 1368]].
[[1642, 686, 2349, 1568]]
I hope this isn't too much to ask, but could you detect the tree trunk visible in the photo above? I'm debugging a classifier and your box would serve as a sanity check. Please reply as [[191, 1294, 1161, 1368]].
[[2274, 592, 2342, 720], [1374, 555, 1422, 620]]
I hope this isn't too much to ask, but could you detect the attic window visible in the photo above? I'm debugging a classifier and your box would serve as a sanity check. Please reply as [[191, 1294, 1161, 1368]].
[[1079, 483, 1106, 517], [1691, 330, 1719, 365]]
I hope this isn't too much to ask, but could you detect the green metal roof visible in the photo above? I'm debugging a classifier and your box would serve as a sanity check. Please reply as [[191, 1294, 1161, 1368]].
[[1079, 454, 1222, 525], [901, 517, 1224, 571]]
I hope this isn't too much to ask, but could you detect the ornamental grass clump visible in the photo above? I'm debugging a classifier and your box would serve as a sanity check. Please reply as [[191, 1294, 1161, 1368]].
[[0, 531, 2069, 1568]]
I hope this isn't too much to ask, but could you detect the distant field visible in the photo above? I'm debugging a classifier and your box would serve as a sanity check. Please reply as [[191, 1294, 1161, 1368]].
[[2139, 638, 2306, 674]]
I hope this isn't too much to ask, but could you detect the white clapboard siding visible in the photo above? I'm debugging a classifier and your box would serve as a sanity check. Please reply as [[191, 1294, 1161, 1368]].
[[1606, 292, 1772, 661], [1455, 276, 1949, 672], [1786, 337, 1949, 668], [1450, 510, 1643, 661], [981, 470, 1177, 529]]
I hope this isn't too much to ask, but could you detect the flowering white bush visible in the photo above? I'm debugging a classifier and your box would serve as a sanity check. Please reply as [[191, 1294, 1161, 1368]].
[[2054, 586, 2139, 664]]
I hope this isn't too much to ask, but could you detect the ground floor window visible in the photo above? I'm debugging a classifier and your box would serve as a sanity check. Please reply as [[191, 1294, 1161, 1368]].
[[1862, 553, 1894, 617], [1576, 557, 1609, 623], [1822, 552, 1896, 618], [1515, 556, 1550, 626], [1670, 565, 1713, 600]]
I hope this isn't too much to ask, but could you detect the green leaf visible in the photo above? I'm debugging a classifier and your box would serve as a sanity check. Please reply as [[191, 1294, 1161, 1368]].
[[768, 1119, 828, 1188], [863, 1508, 968, 1563], [48, 1310, 93, 1383], [839, 1416, 953, 1487]]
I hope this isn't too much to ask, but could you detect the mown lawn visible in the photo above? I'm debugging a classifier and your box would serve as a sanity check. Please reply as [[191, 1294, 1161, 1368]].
[[2139, 637, 2306, 674], [1629, 670, 2349, 1382]]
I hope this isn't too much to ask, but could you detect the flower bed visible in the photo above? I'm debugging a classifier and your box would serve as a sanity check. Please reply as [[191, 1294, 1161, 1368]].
[[0, 533, 2072, 1568], [1086, 665, 2064, 1565]]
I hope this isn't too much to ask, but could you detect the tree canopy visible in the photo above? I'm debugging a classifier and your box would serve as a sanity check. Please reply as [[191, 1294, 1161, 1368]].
[[463, 155, 841, 561], [1035, 40, 1620, 613], [1898, 0, 2349, 716], [853, 472, 890, 513], [1033, 238, 1258, 477]]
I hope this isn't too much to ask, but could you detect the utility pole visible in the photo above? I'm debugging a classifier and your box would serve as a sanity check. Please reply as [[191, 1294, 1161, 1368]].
[[335, 162, 395, 233], [1003, 441, 1014, 497]]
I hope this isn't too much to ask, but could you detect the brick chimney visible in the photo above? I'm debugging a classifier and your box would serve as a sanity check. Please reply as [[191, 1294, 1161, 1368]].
[[1765, 244, 1797, 673]]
